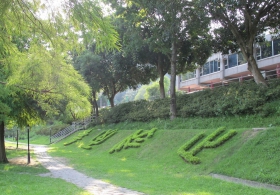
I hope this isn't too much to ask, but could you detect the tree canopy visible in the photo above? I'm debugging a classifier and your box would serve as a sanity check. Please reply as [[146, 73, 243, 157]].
[[197, 0, 280, 85], [109, 0, 212, 119], [0, 0, 119, 163]]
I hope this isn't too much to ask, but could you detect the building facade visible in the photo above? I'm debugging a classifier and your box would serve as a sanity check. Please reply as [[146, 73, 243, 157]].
[[177, 36, 280, 92]]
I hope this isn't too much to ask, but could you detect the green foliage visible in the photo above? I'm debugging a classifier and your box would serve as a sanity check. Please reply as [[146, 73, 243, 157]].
[[177, 127, 237, 164], [1, 147, 90, 195], [214, 127, 280, 186], [49, 126, 280, 194], [143, 77, 170, 100], [89, 129, 118, 146], [109, 128, 157, 153], [36, 123, 69, 136], [63, 129, 92, 146], [82, 129, 118, 150], [177, 133, 205, 164], [97, 79, 280, 123], [81, 145, 92, 150]]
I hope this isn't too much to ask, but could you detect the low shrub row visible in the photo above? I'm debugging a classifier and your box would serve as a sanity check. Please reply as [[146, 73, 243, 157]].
[[36, 123, 69, 136], [95, 79, 280, 123], [64, 129, 92, 146], [177, 127, 237, 164], [109, 128, 157, 154], [81, 129, 118, 150]]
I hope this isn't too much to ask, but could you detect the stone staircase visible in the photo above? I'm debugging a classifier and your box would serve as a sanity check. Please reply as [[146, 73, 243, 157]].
[[50, 116, 94, 144]]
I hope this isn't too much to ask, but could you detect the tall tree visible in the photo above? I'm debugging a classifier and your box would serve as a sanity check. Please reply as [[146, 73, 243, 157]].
[[73, 50, 102, 116], [74, 45, 155, 107], [0, 43, 91, 163], [197, 0, 280, 85], [0, 0, 119, 163], [110, 0, 211, 119]]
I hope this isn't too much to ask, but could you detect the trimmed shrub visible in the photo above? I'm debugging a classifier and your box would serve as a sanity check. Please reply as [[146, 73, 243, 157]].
[[64, 129, 93, 146], [178, 127, 237, 164], [96, 79, 280, 124], [109, 128, 157, 153]]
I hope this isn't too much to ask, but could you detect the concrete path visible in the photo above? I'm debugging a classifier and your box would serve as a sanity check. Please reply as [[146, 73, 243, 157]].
[[33, 146, 145, 195], [211, 173, 280, 192]]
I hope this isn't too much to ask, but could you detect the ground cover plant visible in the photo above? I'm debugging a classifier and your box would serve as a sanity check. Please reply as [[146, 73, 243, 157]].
[[48, 123, 280, 195], [82, 129, 118, 150], [0, 145, 90, 195], [63, 129, 93, 146], [177, 127, 237, 164], [109, 128, 157, 153]]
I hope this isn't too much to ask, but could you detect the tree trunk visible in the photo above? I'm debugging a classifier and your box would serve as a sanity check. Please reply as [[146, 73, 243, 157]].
[[91, 92, 99, 117], [109, 96, 115, 108], [247, 55, 267, 85], [93, 98, 99, 117], [0, 121, 8, 163], [157, 55, 165, 99], [170, 41, 177, 120]]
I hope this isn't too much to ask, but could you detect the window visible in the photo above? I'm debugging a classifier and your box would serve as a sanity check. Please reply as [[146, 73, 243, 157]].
[[273, 38, 280, 56], [200, 60, 220, 76], [181, 71, 196, 81], [261, 41, 272, 59], [238, 52, 246, 65], [228, 53, 238, 68], [256, 47, 261, 60]]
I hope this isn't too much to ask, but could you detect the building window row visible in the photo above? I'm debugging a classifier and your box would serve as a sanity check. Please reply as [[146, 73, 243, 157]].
[[180, 38, 280, 80], [181, 71, 196, 81], [224, 52, 246, 69], [256, 38, 280, 60], [200, 60, 220, 76]]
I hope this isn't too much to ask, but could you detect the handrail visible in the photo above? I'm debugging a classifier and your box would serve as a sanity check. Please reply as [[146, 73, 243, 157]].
[[50, 116, 94, 144]]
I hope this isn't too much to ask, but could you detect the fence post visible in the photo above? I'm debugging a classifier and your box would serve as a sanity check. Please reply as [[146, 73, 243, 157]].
[[277, 65, 280, 78], [239, 76, 243, 83]]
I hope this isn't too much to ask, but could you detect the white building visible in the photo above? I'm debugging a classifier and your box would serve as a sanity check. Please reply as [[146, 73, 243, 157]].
[[177, 36, 280, 92]]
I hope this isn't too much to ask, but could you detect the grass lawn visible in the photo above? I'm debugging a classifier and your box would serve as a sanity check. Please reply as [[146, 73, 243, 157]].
[[5, 135, 50, 145], [48, 124, 280, 195], [1, 145, 90, 195]]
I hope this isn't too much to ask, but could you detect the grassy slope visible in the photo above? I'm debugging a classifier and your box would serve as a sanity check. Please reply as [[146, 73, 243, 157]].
[[48, 124, 280, 195]]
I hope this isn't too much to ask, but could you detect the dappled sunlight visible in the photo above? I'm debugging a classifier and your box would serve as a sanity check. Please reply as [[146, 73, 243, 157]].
[[78, 143, 84, 148], [178, 192, 213, 195], [3, 165, 15, 171], [120, 157, 127, 161], [120, 169, 131, 173], [108, 169, 116, 174], [78, 192, 91, 195], [102, 179, 111, 183], [126, 172, 135, 177]]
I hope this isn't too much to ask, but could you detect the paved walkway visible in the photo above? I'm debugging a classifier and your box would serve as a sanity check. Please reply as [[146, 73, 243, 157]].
[[33, 146, 145, 195], [211, 173, 280, 192]]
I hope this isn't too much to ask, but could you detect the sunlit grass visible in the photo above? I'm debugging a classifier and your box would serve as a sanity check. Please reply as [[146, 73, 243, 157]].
[[1, 147, 91, 195], [48, 125, 280, 195]]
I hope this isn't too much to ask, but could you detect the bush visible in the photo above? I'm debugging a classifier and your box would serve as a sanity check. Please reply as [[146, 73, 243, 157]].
[[96, 78, 280, 124], [36, 123, 69, 136]]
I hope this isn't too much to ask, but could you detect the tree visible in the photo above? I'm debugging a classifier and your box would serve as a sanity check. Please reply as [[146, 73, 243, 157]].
[[197, 0, 280, 85], [73, 50, 102, 116], [0, 0, 119, 163], [74, 45, 154, 107], [144, 76, 170, 100], [0, 43, 91, 163], [108, 1, 170, 99], [110, 0, 211, 119]]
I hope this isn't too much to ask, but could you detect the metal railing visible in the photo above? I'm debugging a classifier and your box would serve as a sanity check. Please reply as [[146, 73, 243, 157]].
[[185, 68, 280, 94], [50, 116, 94, 144]]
